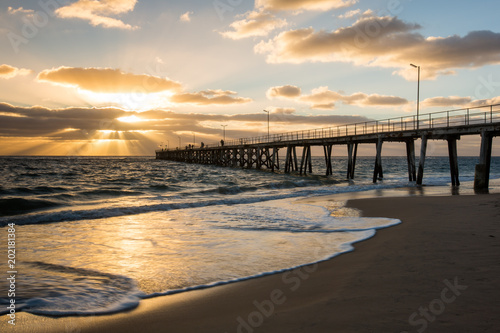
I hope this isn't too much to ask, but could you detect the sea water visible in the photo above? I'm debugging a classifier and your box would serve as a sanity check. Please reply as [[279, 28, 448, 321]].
[[0, 156, 498, 316]]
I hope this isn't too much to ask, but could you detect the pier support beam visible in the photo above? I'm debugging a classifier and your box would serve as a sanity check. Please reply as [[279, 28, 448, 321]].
[[271, 147, 279, 171], [347, 143, 358, 180], [373, 138, 383, 183], [447, 136, 460, 186], [417, 134, 428, 185], [406, 140, 417, 182], [323, 144, 333, 176], [300, 145, 312, 175], [474, 131, 493, 191], [285, 146, 298, 173]]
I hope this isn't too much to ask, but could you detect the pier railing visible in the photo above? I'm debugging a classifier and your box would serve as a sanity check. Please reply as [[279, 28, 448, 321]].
[[158, 104, 500, 150]]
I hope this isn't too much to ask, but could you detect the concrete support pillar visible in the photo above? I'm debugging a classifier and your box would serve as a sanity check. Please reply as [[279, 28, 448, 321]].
[[323, 144, 333, 176], [447, 137, 460, 186], [300, 145, 312, 175], [406, 139, 417, 182], [417, 135, 428, 185], [272, 147, 279, 171], [474, 132, 493, 191], [347, 143, 358, 180], [373, 138, 383, 183]]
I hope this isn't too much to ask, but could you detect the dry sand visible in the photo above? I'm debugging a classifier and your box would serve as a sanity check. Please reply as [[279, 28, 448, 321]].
[[4, 193, 500, 333]]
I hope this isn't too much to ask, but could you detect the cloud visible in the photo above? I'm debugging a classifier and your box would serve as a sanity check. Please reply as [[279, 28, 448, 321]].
[[55, 0, 138, 30], [0, 102, 370, 143], [180, 11, 193, 22], [270, 107, 296, 115], [256, 0, 357, 12], [268, 85, 408, 109], [170, 90, 252, 105], [0, 64, 33, 79], [266, 85, 301, 99], [221, 10, 288, 40], [338, 9, 361, 19], [421, 96, 473, 108], [7, 6, 35, 16], [255, 13, 500, 79], [37, 67, 183, 93]]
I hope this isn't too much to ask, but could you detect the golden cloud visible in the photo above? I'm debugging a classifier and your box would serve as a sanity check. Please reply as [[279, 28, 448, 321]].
[[0, 64, 33, 79], [221, 10, 288, 40], [421, 96, 473, 108], [255, 14, 500, 79], [256, 0, 357, 11], [180, 11, 193, 22], [266, 85, 301, 99], [55, 0, 138, 30], [37, 67, 183, 94], [170, 90, 252, 106], [268, 85, 408, 109], [421, 96, 500, 110]]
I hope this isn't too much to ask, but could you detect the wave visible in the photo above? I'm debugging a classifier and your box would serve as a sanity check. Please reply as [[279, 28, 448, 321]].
[[0, 261, 143, 316], [0, 186, 69, 196], [0, 198, 62, 217], [0, 226, 394, 317], [78, 189, 145, 198], [0, 182, 412, 226]]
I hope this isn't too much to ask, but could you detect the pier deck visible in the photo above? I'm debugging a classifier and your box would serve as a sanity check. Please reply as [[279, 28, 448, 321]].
[[156, 104, 500, 191]]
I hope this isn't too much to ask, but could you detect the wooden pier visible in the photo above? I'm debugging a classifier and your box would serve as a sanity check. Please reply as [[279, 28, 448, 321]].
[[157, 104, 500, 191]]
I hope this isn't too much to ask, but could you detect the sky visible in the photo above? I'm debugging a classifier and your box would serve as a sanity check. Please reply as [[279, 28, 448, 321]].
[[1, 0, 500, 156]]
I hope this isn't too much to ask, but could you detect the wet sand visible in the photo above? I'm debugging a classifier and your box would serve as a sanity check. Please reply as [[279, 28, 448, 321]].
[[5, 193, 500, 332]]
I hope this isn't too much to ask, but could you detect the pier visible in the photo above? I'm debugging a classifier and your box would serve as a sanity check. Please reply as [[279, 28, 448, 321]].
[[157, 104, 500, 191]]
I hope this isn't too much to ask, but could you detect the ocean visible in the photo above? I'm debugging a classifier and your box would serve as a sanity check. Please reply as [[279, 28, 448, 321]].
[[0, 155, 499, 317]]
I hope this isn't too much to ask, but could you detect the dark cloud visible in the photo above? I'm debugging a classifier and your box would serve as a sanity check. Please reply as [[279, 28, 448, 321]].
[[255, 13, 500, 79], [0, 103, 371, 141], [170, 90, 252, 105], [268, 85, 408, 109]]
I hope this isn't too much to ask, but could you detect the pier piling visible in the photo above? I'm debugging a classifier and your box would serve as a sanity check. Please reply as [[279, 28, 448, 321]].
[[474, 131, 493, 191]]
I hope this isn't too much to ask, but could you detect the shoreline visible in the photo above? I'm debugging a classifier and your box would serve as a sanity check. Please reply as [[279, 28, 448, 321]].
[[3, 193, 500, 332]]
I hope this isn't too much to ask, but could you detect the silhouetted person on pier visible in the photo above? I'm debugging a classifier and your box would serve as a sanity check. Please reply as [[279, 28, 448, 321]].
[[221, 139, 224, 146], [201, 142, 205, 148]]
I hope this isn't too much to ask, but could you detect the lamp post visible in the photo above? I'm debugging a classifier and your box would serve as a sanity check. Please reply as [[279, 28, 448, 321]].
[[221, 125, 227, 141], [410, 64, 420, 129], [263, 109, 270, 142]]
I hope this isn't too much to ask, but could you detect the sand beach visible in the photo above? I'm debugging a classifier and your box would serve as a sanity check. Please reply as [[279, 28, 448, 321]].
[[6, 193, 499, 333]]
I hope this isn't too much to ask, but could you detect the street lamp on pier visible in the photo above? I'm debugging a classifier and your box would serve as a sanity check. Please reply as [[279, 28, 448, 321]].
[[263, 110, 270, 142], [410, 63, 420, 129], [221, 125, 227, 142]]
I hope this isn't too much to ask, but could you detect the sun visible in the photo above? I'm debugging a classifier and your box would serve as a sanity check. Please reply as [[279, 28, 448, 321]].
[[117, 115, 144, 123]]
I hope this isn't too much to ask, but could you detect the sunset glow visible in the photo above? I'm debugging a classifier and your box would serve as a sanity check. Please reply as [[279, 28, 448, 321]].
[[1, 0, 499, 155]]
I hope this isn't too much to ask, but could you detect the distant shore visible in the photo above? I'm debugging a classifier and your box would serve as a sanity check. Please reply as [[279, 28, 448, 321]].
[[5, 193, 500, 332]]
